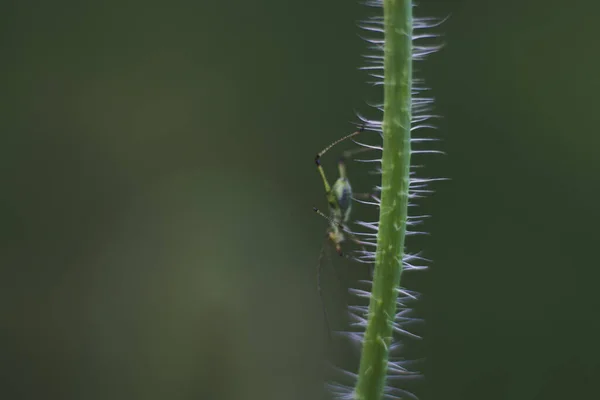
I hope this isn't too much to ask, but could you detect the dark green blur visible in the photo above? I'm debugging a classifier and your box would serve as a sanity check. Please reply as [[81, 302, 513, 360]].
[[1, 0, 599, 399]]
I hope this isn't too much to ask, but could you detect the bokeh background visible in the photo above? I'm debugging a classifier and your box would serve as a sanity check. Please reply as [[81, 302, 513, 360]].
[[2, 0, 600, 399]]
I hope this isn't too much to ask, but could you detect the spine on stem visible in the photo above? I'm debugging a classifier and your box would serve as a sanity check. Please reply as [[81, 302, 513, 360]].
[[354, 0, 413, 398], [326, 1, 445, 400]]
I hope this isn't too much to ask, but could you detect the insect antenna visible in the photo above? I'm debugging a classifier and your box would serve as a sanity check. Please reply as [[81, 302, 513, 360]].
[[315, 124, 366, 164], [313, 207, 342, 227], [317, 238, 334, 343], [317, 233, 351, 346]]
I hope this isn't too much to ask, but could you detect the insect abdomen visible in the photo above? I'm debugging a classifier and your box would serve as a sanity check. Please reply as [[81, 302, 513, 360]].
[[333, 178, 352, 222]]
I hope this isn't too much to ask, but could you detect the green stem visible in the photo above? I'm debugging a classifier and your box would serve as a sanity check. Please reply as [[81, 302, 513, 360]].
[[354, 1, 412, 399]]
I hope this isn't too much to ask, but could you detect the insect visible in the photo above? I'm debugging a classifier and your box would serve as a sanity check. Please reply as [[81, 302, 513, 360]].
[[313, 124, 375, 255], [313, 124, 373, 339]]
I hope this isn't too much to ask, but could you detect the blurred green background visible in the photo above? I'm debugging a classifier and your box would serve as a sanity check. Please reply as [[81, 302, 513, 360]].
[[2, 0, 600, 399]]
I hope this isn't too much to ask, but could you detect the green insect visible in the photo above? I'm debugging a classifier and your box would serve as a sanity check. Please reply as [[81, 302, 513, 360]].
[[313, 124, 373, 255], [313, 124, 374, 338]]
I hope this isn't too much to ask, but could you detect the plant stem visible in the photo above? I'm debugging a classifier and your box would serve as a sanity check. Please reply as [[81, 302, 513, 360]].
[[354, 1, 412, 399]]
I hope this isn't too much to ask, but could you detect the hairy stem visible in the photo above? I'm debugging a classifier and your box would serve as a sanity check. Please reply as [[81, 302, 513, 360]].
[[354, 1, 412, 399]]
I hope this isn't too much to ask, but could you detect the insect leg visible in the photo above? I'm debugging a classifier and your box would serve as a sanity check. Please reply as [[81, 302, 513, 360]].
[[352, 192, 375, 200], [315, 126, 366, 194], [337, 145, 379, 180], [339, 227, 376, 275], [342, 145, 377, 161]]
